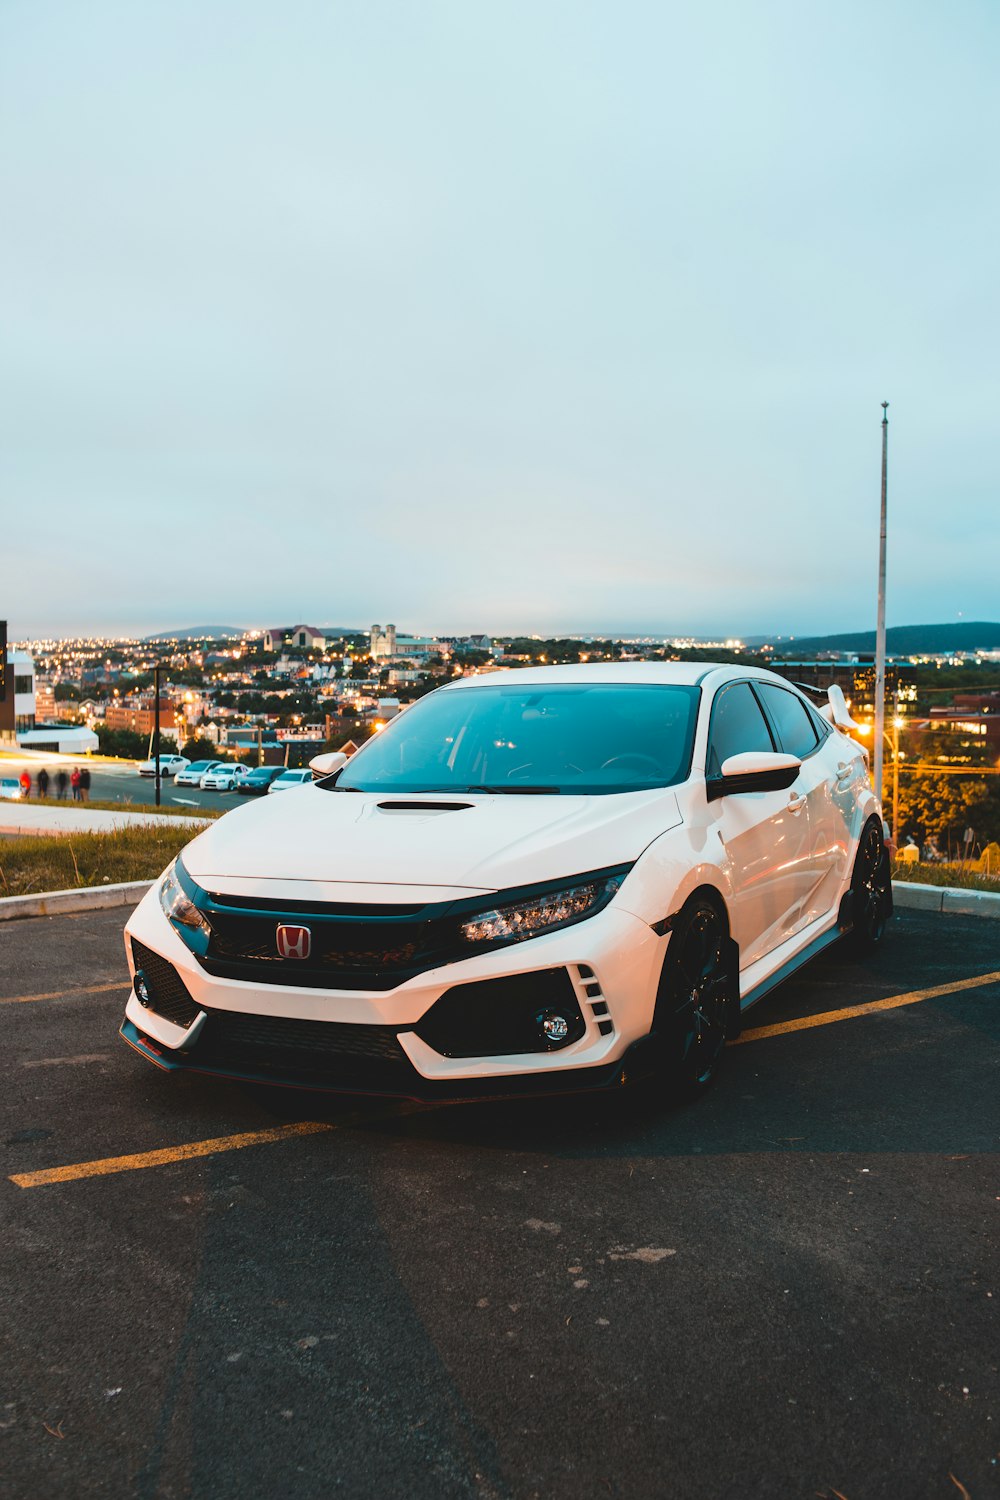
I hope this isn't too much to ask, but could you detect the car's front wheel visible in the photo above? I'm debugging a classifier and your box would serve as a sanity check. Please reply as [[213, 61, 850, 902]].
[[849, 817, 893, 951], [652, 896, 735, 1101]]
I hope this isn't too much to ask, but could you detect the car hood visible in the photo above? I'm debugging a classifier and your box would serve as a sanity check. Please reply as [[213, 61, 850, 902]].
[[181, 784, 683, 897]]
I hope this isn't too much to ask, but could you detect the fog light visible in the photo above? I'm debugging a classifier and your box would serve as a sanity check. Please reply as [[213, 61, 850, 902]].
[[134, 971, 151, 1008], [538, 1010, 570, 1044]]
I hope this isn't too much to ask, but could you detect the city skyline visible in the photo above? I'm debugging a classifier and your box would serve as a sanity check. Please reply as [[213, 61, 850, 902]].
[[2, 1, 997, 640]]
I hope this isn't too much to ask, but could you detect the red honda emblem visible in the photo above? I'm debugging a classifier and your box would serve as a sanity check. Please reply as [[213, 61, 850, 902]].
[[276, 924, 312, 960]]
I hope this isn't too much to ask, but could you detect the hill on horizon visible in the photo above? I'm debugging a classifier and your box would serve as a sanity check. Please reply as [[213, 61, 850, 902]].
[[770, 621, 1000, 656], [144, 625, 247, 641]]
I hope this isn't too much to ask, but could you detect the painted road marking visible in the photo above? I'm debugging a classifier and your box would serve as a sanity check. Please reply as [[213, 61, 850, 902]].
[[8, 970, 1000, 1190], [0, 981, 126, 1006], [733, 968, 1000, 1045], [10, 1121, 334, 1189]]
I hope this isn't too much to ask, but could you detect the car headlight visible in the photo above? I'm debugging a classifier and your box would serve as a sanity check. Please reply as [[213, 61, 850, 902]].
[[459, 871, 627, 947], [159, 860, 211, 935]]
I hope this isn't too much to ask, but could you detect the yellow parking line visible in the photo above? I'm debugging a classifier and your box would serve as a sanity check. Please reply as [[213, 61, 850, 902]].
[[0, 981, 127, 1006], [10, 1121, 334, 1189], [733, 969, 1000, 1045]]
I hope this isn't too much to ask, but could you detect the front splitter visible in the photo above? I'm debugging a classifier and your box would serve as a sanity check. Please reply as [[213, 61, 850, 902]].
[[119, 1016, 656, 1103]]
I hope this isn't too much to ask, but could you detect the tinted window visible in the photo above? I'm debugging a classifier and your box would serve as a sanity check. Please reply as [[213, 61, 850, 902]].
[[332, 683, 700, 795], [756, 684, 819, 759], [706, 683, 774, 776]]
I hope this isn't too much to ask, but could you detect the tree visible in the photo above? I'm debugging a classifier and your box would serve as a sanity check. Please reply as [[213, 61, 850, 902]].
[[896, 771, 1000, 852], [181, 736, 219, 761], [96, 726, 178, 759]]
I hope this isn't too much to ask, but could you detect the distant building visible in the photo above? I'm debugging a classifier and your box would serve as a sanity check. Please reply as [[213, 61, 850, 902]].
[[265, 625, 327, 652], [370, 623, 397, 659], [104, 697, 181, 735], [34, 679, 56, 723], [926, 708, 1000, 747], [8, 649, 36, 736], [289, 624, 326, 650], [767, 660, 914, 717], [16, 725, 99, 755]]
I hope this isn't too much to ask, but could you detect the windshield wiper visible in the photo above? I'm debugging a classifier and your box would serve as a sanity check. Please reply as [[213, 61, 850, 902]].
[[462, 784, 561, 795]]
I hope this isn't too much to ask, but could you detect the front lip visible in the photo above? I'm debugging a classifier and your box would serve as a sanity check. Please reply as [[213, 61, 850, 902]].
[[119, 1015, 657, 1100]]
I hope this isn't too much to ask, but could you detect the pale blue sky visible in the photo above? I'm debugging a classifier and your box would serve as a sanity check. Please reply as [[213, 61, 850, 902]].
[[1, 0, 997, 640]]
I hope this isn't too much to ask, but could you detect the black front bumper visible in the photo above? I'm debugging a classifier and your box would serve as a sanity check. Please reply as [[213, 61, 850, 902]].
[[119, 1016, 653, 1102], [124, 941, 627, 1101]]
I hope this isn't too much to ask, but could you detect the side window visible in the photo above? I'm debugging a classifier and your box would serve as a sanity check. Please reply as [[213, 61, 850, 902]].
[[706, 682, 774, 777], [756, 684, 819, 759], [806, 701, 832, 744]]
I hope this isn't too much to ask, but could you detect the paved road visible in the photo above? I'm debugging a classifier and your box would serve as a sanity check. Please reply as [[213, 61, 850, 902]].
[[2, 909, 998, 1500], [0, 758, 236, 813]]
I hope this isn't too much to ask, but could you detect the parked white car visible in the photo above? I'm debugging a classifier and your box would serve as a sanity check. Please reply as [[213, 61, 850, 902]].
[[122, 664, 891, 1103], [266, 768, 314, 793], [0, 776, 25, 800], [199, 764, 251, 792], [175, 760, 224, 787], [138, 755, 189, 779]]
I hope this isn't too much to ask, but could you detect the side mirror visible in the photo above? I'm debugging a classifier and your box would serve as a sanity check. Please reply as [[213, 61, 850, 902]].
[[707, 751, 801, 801], [308, 751, 347, 778]]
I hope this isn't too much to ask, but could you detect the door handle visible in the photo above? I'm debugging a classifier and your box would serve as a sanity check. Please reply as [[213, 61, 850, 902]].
[[787, 792, 807, 813], [835, 763, 853, 783]]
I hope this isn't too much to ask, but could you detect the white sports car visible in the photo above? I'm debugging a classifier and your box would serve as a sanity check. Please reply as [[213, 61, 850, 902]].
[[120, 664, 892, 1102]]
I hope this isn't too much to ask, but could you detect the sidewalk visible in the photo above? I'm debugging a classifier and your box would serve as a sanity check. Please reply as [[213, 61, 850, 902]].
[[0, 804, 210, 838]]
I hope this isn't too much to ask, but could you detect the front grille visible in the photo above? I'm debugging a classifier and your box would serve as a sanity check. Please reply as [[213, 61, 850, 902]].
[[131, 939, 201, 1029], [200, 909, 448, 990], [193, 1008, 410, 1082]]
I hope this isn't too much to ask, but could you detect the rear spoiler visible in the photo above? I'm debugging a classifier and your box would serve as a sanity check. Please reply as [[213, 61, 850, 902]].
[[791, 680, 861, 733], [819, 684, 861, 733]]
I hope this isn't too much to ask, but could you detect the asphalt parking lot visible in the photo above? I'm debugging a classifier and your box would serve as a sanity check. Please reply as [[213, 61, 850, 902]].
[[1, 759, 233, 813], [2, 907, 998, 1500]]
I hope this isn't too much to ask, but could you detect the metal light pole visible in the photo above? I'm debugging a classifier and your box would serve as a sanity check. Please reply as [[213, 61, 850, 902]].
[[153, 664, 161, 808], [873, 402, 889, 808]]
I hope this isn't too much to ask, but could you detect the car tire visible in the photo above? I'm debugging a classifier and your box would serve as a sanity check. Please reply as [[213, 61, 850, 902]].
[[651, 895, 735, 1101], [848, 817, 893, 952]]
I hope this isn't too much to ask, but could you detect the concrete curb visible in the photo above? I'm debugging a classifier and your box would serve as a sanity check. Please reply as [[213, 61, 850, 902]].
[[0, 881, 153, 922], [891, 879, 1000, 920]]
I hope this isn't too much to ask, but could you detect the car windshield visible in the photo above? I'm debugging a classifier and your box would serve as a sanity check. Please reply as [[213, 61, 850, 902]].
[[329, 683, 700, 795]]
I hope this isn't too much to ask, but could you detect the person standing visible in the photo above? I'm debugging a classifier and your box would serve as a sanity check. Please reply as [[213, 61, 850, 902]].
[[70, 767, 81, 801], [56, 768, 69, 800], [79, 766, 91, 803], [37, 767, 50, 798], [19, 769, 31, 798]]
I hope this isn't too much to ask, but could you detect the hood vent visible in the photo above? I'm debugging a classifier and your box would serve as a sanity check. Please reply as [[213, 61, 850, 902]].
[[376, 800, 472, 813]]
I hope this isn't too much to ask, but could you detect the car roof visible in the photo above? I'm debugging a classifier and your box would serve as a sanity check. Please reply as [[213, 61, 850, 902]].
[[436, 661, 798, 691]]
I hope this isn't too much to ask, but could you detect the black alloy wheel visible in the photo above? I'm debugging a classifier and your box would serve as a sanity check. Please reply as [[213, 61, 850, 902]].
[[654, 898, 733, 1100], [849, 818, 892, 951]]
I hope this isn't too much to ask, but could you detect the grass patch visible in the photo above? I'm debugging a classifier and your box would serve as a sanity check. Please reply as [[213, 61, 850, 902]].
[[891, 860, 1000, 893], [0, 825, 199, 897]]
